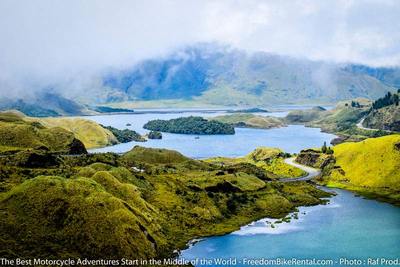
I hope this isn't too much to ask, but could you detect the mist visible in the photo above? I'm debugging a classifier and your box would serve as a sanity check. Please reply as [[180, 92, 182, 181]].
[[0, 0, 399, 99]]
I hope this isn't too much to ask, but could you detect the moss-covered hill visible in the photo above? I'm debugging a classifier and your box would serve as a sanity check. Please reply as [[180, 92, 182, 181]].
[[0, 111, 87, 154], [211, 113, 286, 129], [206, 147, 306, 178], [0, 111, 145, 152], [35, 117, 118, 149], [314, 135, 400, 205], [0, 146, 330, 259]]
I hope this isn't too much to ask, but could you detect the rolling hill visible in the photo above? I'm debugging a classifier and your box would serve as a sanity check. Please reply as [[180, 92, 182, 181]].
[[319, 135, 400, 205]]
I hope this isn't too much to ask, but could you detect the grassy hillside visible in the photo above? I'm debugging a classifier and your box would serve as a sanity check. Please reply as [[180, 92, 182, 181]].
[[33, 117, 118, 149], [211, 114, 285, 129], [363, 91, 400, 132], [285, 102, 390, 143], [0, 111, 86, 154], [0, 146, 331, 259], [364, 105, 400, 131], [318, 135, 400, 204], [206, 147, 306, 178]]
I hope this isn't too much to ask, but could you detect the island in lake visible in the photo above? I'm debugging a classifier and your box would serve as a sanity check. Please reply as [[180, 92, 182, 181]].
[[143, 116, 235, 135]]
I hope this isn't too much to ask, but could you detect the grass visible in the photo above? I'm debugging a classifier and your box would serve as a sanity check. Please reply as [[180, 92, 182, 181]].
[[0, 111, 119, 152], [35, 117, 118, 149], [332, 135, 400, 189], [0, 146, 330, 259], [211, 113, 285, 129], [0, 114, 81, 153], [0, 175, 163, 259], [320, 134, 400, 204], [206, 147, 306, 178]]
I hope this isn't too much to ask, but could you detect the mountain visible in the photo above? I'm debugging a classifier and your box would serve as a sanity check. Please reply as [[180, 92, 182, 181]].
[[0, 92, 89, 117], [101, 43, 399, 106]]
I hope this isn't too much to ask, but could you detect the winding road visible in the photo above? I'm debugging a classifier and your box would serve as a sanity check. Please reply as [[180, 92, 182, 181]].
[[356, 116, 394, 133], [280, 157, 321, 182], [356, 117, 377, 131]]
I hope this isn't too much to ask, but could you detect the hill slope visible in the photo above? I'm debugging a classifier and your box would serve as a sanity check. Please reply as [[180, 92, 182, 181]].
[[35, 117, 118, 149], [363, 91, 400, 132], [0, 146, 330, 259], [0, 111, 87, 154], [0, 92, 90, 117], [319, 135, 400, 204]]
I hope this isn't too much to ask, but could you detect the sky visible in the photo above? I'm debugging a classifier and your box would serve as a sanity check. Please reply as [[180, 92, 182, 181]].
[[0, 0, 399, 97]]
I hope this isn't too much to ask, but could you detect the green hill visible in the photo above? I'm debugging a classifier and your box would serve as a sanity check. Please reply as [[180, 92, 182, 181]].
[[36, 117, 118, 149], [0, 146, 330, 259], [0, 111, 87, 154], [285, 102, 390, 143], [211, 114, 285, 129], [206, 147, 305, 178], [319, 135, 400, 205]]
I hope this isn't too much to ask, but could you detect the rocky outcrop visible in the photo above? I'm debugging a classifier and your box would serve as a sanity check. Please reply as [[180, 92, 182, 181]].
[[67, 138, 87, 155], [295, 149, 334, 169]]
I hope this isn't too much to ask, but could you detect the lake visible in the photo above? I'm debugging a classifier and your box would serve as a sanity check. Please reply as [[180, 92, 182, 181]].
[[82, 109, 400, 266], [180, 189, 400, 266], [85, 110, 336, 157]]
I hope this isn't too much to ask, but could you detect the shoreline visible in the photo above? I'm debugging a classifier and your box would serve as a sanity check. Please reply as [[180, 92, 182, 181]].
[[177, 186, 336, 259]]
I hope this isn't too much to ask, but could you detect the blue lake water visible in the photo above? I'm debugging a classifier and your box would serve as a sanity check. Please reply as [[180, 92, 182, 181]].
[[85, 111, 336, 157], [181, 189, 400, 266]]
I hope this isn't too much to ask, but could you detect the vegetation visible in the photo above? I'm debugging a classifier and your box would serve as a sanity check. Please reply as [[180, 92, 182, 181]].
[[143, 116, 235, 135], [93, 106, 134, 113], [211, 114, 285, 129], [206, 147, 306, 178], [101, 125, 146, 143], [147, 131, 162, 139], [372, 91, 399, 109], [362, 91, 400, 132], [295, 149, 334, 169], [36, 117, 118, 149], [364, 105, 400, 132], [227, 108, 269, 113], [0, 111, 86, 154], [0, 146, 331, 260], [316, 135, 400, 205], [321, 142, 333, 154], [285, 101, 393, 143]]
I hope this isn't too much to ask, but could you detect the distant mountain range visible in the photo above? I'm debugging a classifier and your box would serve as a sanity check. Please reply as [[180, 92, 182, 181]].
[[1, 43, 400, 115], [0, 92, 88, 117], [101, 43, 400, 106]]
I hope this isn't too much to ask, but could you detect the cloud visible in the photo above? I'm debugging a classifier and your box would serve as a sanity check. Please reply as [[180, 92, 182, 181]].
[[0, 0, 399, 97]]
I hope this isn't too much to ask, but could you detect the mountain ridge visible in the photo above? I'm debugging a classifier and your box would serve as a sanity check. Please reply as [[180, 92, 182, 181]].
[[100, 44, 399, 106]]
